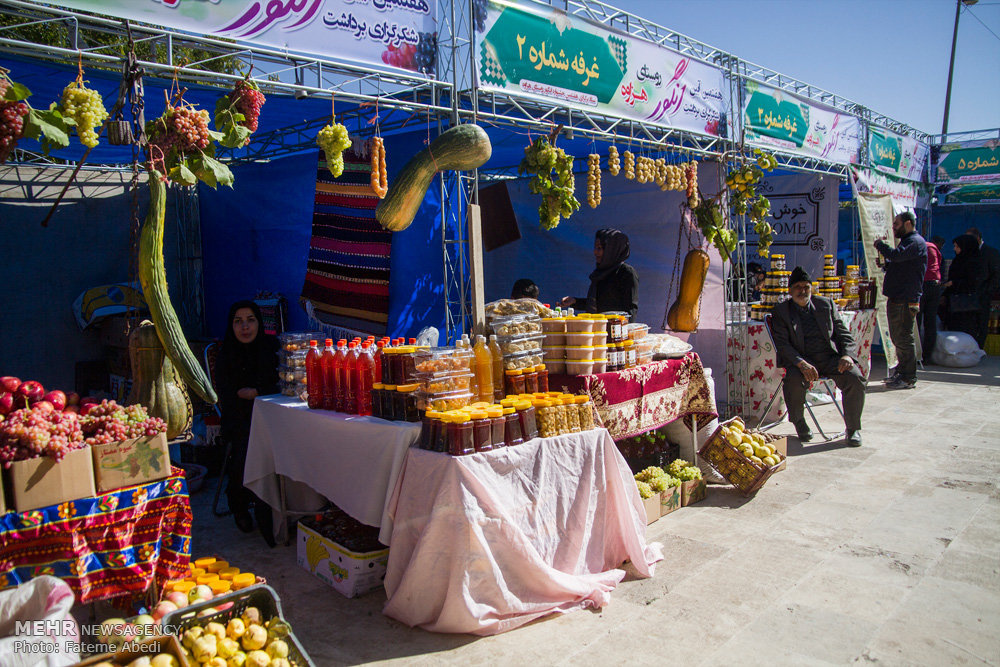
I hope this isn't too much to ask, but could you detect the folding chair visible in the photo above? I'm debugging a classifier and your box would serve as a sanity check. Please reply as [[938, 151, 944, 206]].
[[755, 314, 845, 442], [203, 341, 233, 517]]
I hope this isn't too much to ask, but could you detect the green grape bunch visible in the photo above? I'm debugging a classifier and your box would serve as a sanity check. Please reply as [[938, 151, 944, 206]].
[[317, 121, 351, 177], [59, 81, 109, 149], [518, 137, 580, 230]]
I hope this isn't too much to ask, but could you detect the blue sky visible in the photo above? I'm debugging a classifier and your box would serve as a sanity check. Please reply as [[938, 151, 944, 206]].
[[607, 0, 999, 136]]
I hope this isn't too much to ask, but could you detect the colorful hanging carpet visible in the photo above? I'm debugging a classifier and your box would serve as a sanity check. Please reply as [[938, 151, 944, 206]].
[[301, 143, 390, 335]]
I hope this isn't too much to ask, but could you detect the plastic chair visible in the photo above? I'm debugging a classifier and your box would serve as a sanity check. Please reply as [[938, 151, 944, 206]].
[[756, 314, 845, 442], [203, 341, 233, 517]]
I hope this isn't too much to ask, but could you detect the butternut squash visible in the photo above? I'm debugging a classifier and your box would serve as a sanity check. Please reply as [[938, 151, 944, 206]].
[[375, 124, 492, 232], [127, 320, 193, 439], [667, 249, 710, 332]]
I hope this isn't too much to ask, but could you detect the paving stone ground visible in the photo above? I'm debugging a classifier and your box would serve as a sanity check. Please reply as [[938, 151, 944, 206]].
[[181, 354, 1000, 666]]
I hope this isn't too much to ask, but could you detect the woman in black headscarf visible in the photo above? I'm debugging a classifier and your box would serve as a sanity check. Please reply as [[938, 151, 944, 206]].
[[559, 228, 639, 320], [943, 234, 988, 342], [215, 300, 280, 544]]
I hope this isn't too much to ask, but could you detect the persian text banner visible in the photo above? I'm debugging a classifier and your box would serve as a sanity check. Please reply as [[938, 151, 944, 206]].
[[47, 0, 437, 76], [742, 81, 861, 164], [867, 128, 929, 183], [935, 139, 1000, 184], [850, 166, 919, 210], [475, 0, 729, 138]]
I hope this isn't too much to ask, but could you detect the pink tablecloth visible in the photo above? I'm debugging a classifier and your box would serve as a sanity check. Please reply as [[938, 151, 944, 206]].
[[382, 429, 662, 635], [727, 309, 878, 423], [548, 353, 717, 441]]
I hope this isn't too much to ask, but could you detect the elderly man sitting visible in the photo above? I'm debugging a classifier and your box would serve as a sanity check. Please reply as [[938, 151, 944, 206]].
[[770, 266, 866, 447]]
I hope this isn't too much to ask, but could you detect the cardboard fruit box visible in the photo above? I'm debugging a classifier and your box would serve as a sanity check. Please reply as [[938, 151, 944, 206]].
[[659, 485, 681, 516], [297, 521, 389, 598], [680, 478, 707, 506], [4, 447, 96, 512], [642, 494, 660, 525], [91, 432, 170, 493]]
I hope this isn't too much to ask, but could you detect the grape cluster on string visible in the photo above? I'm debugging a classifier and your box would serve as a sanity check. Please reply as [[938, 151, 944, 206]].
[[79, 400, 166, 446], [316, 121, 351, 177], [0, 407, 84, 465], [58, 81, 109, 149], [518, 137, 579, 230], [215, 78, 266, 149], [0, 100, 29, 163], [145, 90, 233, 187]]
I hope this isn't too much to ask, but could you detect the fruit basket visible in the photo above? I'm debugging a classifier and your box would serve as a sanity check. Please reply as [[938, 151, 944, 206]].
[[698, 417, 784, 496], [162, 584, 314, 667]]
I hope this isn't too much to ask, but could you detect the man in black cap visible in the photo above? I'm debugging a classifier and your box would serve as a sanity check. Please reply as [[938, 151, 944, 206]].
[[769, 266, 866, 446], [874, 211, 927, 388]]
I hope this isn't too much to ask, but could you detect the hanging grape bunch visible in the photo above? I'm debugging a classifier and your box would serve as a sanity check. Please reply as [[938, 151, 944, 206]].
[[316, 120, 351, 177], [518, 136, 579, 231], [586, 153, 601, 208], [0, 99, 29, 163], [607, 145, 620, 175], [215, 77, 266, 148], [145, 90, 233, 187], [58, 80, 108, 149]]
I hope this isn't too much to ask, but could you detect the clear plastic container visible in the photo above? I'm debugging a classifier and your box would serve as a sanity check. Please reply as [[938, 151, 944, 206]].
[[544, 332, 566, 346], [489, 314, 543, 337], [546, 358, 566, 374], [414, 370, 474, 395], [535, 365, 549, 393], [502, 349, 544, 371], [504, 369, 526, 395], [575, 395, 595, 431], [563, 332, 594, 347], [413, 346, 474, 374], [589, 331, 609, 347], [447, 413, 475, 456], [517, 400, 538, 440], [496, 332, 545, 355], [565, 360, 595, 375], [535, 399, 557, 438], [565, 345, 596, 360], [561, 395, 582, 433], [277, 366, 307, 383], [417, 389, 473, 413], [487, 407, 505, 448], [549, 398, 569, 435], [503, 407, 523, 446], [523, 367, 539, 394], [470, 410, 493, 452], [371, 382, 384, 419], [565, 316, 595, 333], [592, 358, 608, 373], [626, 323, 650, 340], [541, 317, 566, 333], [420, 410, 440, 450]]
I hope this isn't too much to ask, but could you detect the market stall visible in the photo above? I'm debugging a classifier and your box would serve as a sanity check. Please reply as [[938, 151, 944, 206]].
[[0, 468, 192, 604], [383, 428, 660, 635]]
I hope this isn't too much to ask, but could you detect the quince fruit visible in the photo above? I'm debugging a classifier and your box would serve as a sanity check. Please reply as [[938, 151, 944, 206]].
[[730, 417, 745, 432], [726, 431, 742, 447], [738, 444, 754, 458], [762, 455, 778, 466], [763, 444, 775, 456], [750, 455, 764, 465], [753, 445, 770, 459]]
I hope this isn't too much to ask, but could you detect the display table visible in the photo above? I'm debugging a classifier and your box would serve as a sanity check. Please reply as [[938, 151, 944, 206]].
[[0, 468, 192, 604], [383, 428, 662, 635], [245, 395, 421, 545], [548, 353, 717, 441], [727, 309, 878, 423]]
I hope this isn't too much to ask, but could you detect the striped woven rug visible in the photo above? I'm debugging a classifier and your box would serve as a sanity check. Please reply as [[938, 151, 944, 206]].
[[300, 143, 390, 335]]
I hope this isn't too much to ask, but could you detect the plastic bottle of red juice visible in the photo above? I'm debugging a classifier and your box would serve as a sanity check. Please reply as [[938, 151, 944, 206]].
[[358, 342, 376, 415], [306, 340, 322, 409], [333, 339, 348, 412], [345, 341, 360, 414], [320, 338, 336, 410]]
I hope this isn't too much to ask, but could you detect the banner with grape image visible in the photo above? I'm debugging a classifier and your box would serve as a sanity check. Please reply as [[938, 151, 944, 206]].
[[867, 128, 929, 183], [46, 0, 438, 77], [474, 0, 728, 138]]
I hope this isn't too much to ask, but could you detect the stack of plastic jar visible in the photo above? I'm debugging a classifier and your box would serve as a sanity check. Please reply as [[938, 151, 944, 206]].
[[770, 254, 786, 271]]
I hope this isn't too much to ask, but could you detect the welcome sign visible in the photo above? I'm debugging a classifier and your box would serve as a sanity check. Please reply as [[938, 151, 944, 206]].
[[47, 0, 438, 75], [475, 0, 729, 137]]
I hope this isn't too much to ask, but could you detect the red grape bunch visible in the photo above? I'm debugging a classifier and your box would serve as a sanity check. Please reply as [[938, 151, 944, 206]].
[[59, 81, 109, 149], [0, 77, 10, 98], [80, 399, 167, 446], [145, 106, 212, 171], [0, 406, 84, 465], [230, 80, 265, 133], [0, 100, 29, 163]]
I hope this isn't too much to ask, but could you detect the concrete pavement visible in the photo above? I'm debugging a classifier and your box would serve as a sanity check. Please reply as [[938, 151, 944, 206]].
[[185, 354, 1000, 666]]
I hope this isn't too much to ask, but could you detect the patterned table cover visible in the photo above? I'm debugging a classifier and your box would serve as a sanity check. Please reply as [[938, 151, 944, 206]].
[[548, 353, 718, 441], [727, 309, 878, 424], [0, 467, 192, 604]]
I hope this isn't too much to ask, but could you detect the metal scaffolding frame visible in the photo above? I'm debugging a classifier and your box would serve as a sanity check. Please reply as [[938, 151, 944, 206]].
[[3, 0, 949, 412]]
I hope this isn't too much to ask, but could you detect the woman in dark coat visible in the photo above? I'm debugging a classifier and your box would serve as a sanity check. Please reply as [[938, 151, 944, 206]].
[[943, 234, 988, 342], [216, 300, 280, 544], [559, 228, 639, 320]]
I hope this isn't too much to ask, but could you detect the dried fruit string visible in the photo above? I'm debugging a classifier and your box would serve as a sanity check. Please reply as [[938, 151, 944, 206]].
[[586, 152, 601, 208], [369, 99, 387, 198]]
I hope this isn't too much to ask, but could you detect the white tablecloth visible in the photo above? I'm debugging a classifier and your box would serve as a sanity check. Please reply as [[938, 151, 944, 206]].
[[245, 395, 420, 544], [382, 428, 663, 635]]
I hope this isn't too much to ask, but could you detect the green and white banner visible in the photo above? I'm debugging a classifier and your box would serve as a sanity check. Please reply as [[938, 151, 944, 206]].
[[941, 183, 1000, 205], [47, 0, 437, 75], [854, 191, 898, 370], [474, 0, 729, 137], [742, 81, 861, 164], [935, 139, 1000, 183], [867, 128, 929, 183], [849, 166, 921, 210]]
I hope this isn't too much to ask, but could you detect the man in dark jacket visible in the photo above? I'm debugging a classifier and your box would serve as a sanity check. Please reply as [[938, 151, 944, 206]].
[[966, 227, 999, 347], [770, 267, 866, 447], [874, 211, 927, 389]]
